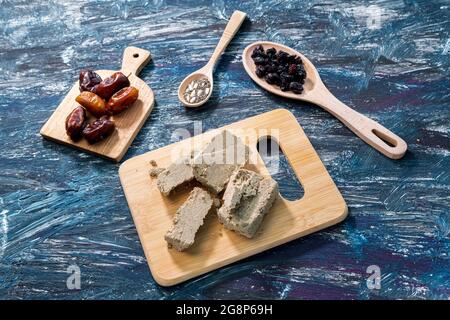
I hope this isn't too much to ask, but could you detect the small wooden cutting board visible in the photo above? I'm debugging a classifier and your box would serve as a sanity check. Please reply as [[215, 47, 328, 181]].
[[119, 109, 347, 286], [40, 46, 155, 162]]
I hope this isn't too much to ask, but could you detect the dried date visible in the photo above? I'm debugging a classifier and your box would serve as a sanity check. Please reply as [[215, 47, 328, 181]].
[[65, 106, 86, 141], [79, 69, 102, 92], [92, 72, 130, 100], [75, 91, 107, 117], [82, 116, 115, 144], [106, 86, 139, 114]]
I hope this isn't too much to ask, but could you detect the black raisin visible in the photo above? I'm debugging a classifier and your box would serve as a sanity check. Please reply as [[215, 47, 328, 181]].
[[297, 63, 305, 72], [254, 56, 268, 65], [288, 55, 299, 64], [251, 45, 266, 59], [266, 47, 276, 57], [265, 73, 281, 85], [278, 65, 288, 74], [266, 64, 278, 73], [280, 72, 293, 83], [255, 44, 264, 52], [288, 64, 297, 75], [277, 51, 289, 64], [280, 83, 290, 91], [251, 51, 261, 59], [255, 65, 267, 78], [289, 82, 303, 94], [260, 52, 269, 59], [297, 69, 307, 79]]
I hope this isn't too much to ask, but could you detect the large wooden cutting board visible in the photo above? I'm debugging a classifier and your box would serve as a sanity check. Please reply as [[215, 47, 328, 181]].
[[119, 109, 347, 286], [40, 46, 155, 162]]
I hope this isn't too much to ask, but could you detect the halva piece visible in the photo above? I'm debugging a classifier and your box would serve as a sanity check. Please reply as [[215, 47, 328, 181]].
[[156, 160, 194, 196], [192, 130, 250, 194], [217, 169, 278, 238], [164, 187, 214, 251]]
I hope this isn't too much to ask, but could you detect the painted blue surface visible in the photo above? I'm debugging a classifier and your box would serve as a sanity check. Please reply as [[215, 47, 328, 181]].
[[0, 0, 449, 299]]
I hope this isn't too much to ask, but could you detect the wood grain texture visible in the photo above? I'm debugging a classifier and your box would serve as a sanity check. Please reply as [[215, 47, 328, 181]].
[[119, 109, 347, 286], [208, 10, 247, 67], [40, 47, 154, 162]]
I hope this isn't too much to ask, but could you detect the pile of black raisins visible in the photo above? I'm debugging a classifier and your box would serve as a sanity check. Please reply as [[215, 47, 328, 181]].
[[251, 45, 306, 94]]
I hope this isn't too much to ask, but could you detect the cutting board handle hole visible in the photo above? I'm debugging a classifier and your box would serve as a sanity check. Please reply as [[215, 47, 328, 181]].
[[133, 53, 139, 58], [257, 136, 304, 201]]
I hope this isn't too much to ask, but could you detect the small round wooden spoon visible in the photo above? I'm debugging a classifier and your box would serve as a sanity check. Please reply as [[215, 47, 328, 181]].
[[242, 41, 407, 159], [178, 10, 247, 108]]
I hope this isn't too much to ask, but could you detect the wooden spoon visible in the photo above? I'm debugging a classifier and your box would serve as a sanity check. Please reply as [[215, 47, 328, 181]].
[[242, 41, 407, 159], [178, 10, 247, 108]]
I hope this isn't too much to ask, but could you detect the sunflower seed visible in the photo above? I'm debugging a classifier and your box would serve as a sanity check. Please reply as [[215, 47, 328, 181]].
[[183, 77, 211, 104]]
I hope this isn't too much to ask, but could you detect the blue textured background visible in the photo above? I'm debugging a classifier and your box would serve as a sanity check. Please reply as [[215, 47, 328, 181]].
[[0, 0, 449, 299]]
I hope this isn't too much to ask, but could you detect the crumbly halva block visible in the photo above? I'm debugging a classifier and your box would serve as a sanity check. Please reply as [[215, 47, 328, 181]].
[[217, 169, 278, 238], [192, 130, 250, 194], [193, 164, 240, 194], [156, 160, 194, 196], [164, 187, 213, 251]]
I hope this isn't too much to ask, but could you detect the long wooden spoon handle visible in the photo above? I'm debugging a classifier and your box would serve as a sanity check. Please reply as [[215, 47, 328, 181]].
[[312, 88, 407, 159], [121, 46, 152, 76], [206, 10, 246, 70]]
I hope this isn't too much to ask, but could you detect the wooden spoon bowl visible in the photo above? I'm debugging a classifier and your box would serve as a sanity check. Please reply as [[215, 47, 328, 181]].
[[178, 10, 246, 108], [243, 41, 407, 159], [178, 68, 213, 108]]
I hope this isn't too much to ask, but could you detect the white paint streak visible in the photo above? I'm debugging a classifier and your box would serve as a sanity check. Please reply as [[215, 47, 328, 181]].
[[279, 284, 291, 299], [61, 46, 75, 64], [0, 208, 8, 259], [443, 39, 450, 54]]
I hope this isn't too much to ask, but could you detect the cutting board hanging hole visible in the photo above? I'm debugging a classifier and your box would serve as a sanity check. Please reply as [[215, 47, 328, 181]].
[[257, 135, 304, 201]]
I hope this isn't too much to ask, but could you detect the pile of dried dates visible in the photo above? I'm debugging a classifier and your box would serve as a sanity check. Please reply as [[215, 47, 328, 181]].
[[65, 69, 139, 144]]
